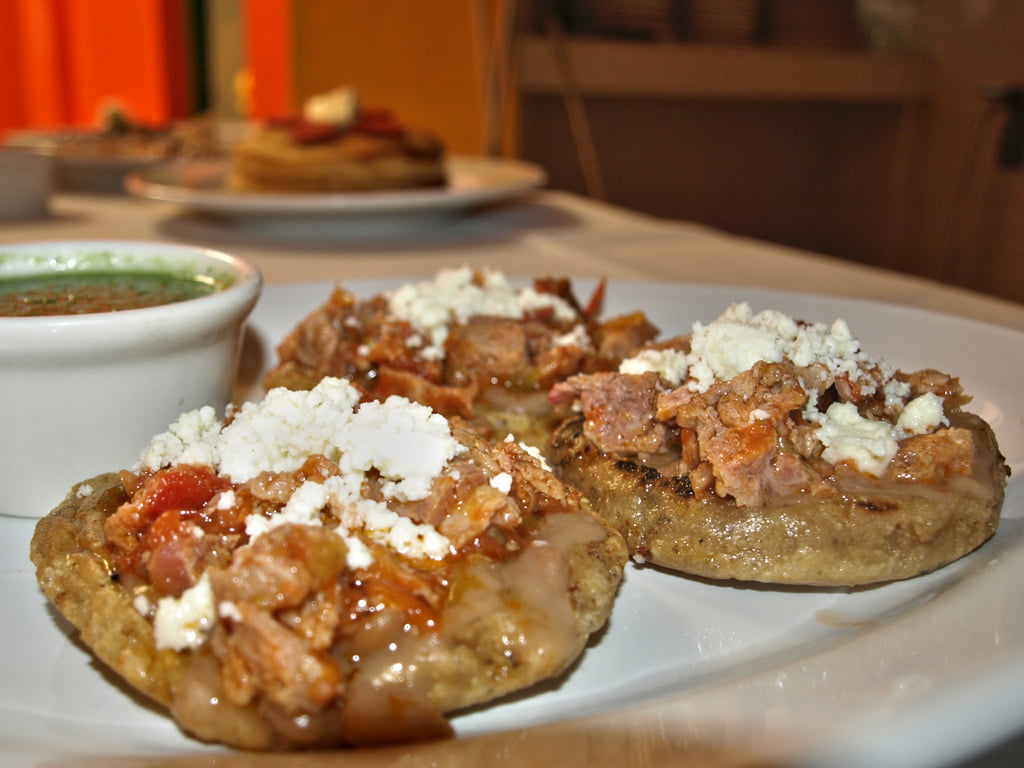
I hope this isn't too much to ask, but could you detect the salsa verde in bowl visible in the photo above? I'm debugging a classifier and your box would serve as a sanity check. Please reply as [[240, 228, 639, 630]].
[[0, 240, 262, 518], [0, 270, 219, 316]]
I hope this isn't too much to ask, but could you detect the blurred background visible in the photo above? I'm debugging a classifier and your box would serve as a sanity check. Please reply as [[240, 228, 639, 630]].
[[0, 0, 1020, 306]]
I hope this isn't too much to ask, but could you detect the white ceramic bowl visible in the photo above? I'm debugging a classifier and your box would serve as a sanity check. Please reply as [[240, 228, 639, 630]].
[[0, 240, 262, 518], [0, 147, 53, 220]]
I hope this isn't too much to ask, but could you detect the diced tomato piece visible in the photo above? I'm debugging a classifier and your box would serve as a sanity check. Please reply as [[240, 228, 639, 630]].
[[290, 119, 343, 145], [141, 464, 227, 518], [354, 109, 403, 138]]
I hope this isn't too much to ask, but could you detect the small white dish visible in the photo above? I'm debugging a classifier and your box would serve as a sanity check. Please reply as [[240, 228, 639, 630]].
[[4, 129, 163, 194], [0, 147, 53, 220], [0, 240, 262, 518]]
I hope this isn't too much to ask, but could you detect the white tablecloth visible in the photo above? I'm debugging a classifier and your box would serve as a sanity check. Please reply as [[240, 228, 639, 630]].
[[4, 190, 1023, 332]]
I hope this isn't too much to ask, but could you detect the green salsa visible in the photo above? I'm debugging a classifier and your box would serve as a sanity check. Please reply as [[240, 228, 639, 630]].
[[0, 271, 220, 317]]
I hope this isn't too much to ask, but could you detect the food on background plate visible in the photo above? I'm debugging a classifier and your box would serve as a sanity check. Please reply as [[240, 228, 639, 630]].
[[47, 107, 222, 163], [2, 106, 226, 193], [262, 267, 658, 446], [548, 303, 1009, 586], [228, 86, 446, 193], [30, 377, 627, 749]]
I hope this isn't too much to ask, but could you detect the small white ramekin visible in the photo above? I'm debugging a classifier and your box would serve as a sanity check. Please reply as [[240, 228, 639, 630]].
[[0, 240, 262, 517]]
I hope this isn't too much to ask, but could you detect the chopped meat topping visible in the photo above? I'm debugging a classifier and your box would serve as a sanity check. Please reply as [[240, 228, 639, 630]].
[[555, 304, 981, 508], [102, 405, 595, 744], [551, 371, 666, 454], [666, 361, 811, 506], [263, 273, 658, 430], [887, 428, 975, 483]]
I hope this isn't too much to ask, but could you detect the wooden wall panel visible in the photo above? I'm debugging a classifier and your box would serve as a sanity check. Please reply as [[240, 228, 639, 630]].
[[899, 0, 1024, 303], [518, 94, 904, 267], [516, 1, 1024, 305], [288, 0, 491, 154]]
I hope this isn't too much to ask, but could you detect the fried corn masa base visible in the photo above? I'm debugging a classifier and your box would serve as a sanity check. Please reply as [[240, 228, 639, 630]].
[[549, 411, 1008, 586], [30, 471, 628, 750]]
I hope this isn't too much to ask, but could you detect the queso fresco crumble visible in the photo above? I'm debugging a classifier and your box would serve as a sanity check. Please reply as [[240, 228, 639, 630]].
[[135, 378, 476, 649], [616, 302, 949, 477], [138, 377, 462, 560], [602, 303, 946, 479]]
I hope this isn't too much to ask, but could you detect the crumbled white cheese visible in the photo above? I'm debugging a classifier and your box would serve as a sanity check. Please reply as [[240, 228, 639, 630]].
[[141, 378, 464, 567], [518, 286, 578, 322], [344, 535, 375, 570], [749, 408, 771, 423], [245, 479, 330, 539], [218, 600, 243, 623], [387, 267, 578, 360], [619, 348, 689, 386], [490, 472, 513, 493], [504, 433, 552, 470], [378, 515, 453, 561], [333, 396, 466, 502], [133, 593, 152, 617], [217, 379, 362, 482], [139, 377, 360, 480], [897, 392, 949, 435], [883, 377, 913, 410], [137, 405, 222, 472], [303, 85, 359, 126], [815, 402, 899, 476], [242, 476, 393, 566], [684, 303, 895, 399], [555, 323, 592, 350], [75, 483, 94, 498], [153, 573, 216, 651], [688, 308, 789, 389], [318, 473, 452, 560]]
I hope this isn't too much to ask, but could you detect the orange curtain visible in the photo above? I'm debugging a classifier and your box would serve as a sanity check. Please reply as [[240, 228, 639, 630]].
[[240, 0, 294, 119], [0, 0, 194, 136]]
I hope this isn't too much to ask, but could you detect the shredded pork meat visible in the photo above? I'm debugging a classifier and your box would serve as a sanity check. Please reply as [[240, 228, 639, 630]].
[[263, 277, 658, 423], [100, 415, 597, 742], [555, 352, 980, 509]]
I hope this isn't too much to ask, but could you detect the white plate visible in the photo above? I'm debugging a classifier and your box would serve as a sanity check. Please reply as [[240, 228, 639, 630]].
[[124, 156, 547, 219], [4, 279, 1023, 768]]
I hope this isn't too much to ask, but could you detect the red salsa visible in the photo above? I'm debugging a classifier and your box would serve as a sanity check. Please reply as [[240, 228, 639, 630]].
[[0, 271, 219, 317]]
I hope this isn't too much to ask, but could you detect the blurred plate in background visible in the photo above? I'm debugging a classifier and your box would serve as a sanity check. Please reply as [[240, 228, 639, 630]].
[[124, 155, 547, 219]]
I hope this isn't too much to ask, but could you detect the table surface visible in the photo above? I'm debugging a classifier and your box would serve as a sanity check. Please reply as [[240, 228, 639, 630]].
[[2, 189, 1022, 768], [6, 190, 1024, 328]]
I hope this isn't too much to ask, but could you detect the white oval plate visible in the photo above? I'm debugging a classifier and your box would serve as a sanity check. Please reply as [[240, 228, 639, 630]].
[[124, 156, 547, 218], [4, 279, 1022, 768]]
